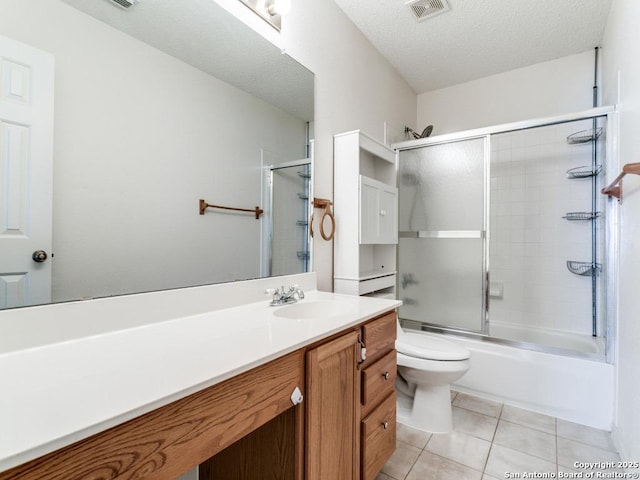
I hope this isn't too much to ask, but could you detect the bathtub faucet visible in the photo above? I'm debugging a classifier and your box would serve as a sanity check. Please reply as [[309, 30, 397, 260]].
[[402, 273, 419, 289]]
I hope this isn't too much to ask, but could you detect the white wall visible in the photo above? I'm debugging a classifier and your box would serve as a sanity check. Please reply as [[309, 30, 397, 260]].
[[600, 0, 640, 463], [282, 1, 417, 291], [417, 51, 596, 135], [0, 0, 306, 302]]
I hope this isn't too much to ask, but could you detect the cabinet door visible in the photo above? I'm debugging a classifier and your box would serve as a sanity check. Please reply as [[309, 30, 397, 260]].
[[377, 184, 398, 244], [359, 175, 398, 245], [359, 176, 379, 244], [306, 331, 359, 480]]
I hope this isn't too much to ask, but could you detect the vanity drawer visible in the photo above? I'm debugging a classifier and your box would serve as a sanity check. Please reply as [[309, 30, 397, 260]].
[[361, 349, 396, 416], [362, 311, 396, 364], [361, 392, 396, 480]]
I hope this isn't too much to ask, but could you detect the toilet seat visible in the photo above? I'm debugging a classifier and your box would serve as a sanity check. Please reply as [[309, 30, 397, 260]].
[[396, 332, 470, 361]]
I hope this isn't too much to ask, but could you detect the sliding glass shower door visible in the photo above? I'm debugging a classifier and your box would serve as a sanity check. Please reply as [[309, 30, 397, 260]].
[[398, 137, 488, 334]]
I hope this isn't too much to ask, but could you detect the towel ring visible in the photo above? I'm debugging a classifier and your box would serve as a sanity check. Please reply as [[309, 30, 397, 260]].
[[319, 208, 335, 240], [310, 198, 336, 241]]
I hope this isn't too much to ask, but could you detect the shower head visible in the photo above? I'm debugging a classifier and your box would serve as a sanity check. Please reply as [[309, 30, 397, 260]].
[[420, 125, 433, 137], [405, 125, 434, 139]]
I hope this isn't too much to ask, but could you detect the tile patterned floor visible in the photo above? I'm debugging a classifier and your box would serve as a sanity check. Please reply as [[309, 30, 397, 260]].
[[377, 391, 620, 480]]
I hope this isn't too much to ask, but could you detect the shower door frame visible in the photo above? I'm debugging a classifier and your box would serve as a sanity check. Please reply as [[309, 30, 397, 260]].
[[393, 106, 618, 362], [397, 135, 491, 336]]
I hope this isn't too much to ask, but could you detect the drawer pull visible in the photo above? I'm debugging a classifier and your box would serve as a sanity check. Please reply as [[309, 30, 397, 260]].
[[381, 420, 389, 430], [382, 371, 390, 380]]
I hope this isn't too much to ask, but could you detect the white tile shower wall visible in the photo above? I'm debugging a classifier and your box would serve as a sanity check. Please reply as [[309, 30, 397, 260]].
[[489, 120, 606, 337]]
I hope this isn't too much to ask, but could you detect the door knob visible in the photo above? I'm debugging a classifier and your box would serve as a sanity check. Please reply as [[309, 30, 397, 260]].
[[32, 250, 48, 263]]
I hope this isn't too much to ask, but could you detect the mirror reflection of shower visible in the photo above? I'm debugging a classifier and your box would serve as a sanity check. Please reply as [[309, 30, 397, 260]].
[[262, 159, 312, 277]]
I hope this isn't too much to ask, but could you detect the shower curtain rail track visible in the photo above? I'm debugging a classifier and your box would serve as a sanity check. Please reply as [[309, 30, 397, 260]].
[[391, 106, 615, 151]]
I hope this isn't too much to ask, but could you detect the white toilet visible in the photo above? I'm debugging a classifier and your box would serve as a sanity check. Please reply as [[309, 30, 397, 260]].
[[395, 321, 471, 433]]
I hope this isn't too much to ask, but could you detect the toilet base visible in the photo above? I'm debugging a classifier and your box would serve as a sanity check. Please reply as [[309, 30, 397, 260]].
[[397, 384, 454, 434]]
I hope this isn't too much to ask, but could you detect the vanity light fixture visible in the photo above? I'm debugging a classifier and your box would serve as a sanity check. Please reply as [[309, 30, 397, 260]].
[[267, 0, 291, 16], [238, 0, 290, 31]]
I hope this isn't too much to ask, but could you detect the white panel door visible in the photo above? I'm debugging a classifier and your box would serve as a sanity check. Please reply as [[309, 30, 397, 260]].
[[0, 35, 54, 308]]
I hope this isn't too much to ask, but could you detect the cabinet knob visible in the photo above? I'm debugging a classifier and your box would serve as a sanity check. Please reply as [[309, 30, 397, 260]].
[[382, 371, 390, 380], [290, 386, 304, 406], [381, 421, 389, 430], [380, 209, 386, 216]]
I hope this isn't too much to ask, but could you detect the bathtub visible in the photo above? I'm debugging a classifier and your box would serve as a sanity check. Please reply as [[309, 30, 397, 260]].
[[489, 321, 606, 356], [408, 328, 615, 430]]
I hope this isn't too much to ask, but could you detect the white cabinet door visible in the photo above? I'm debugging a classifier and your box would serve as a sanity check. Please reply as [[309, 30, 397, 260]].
[[359, 175, 397, 245], [0, 35, 54, 308], [378, 184, 398, 244], [359, 176, 379, 244]]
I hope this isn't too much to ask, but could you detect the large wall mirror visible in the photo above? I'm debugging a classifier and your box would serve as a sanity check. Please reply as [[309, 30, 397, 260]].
[[0, 0, 314, 309]]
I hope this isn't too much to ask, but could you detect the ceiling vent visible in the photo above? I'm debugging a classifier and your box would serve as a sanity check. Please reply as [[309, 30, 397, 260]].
[[107, 0, 140, 9], [406, 0, 450, 22]]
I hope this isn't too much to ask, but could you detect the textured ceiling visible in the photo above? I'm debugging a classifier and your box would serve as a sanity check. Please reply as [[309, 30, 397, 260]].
[[333, 0, 613, 94], [60, 0, 313, 121]]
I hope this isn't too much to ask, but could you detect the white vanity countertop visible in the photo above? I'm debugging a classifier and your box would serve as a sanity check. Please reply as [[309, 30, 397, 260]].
[[0, 276, 400, 472]]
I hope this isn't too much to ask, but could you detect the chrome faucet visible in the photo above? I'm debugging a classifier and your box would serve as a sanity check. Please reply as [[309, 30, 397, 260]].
[[267, 285, 305, 306]]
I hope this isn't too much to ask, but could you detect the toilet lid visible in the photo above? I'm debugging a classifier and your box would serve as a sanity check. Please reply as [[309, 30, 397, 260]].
[[396, 332, 470, 361]]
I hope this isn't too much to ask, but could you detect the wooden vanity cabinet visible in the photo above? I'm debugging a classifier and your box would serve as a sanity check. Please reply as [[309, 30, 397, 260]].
[[359, 311, 397, 480], [0, 310, 398, 480], [305, 330, 360, 480], [303, 310, 398, 480], [0, 350, 305, 480], [200, 407, 301, 480]]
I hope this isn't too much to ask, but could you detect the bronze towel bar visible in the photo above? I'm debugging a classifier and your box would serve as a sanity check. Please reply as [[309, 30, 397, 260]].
[[199, 199, 263, 219]]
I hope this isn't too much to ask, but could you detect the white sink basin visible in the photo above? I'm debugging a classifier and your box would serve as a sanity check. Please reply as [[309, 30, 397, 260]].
[[273, 300, 355, 320]]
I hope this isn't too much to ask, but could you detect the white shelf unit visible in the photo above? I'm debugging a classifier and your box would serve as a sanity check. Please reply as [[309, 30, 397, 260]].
[[333, 130, 398, 298]]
